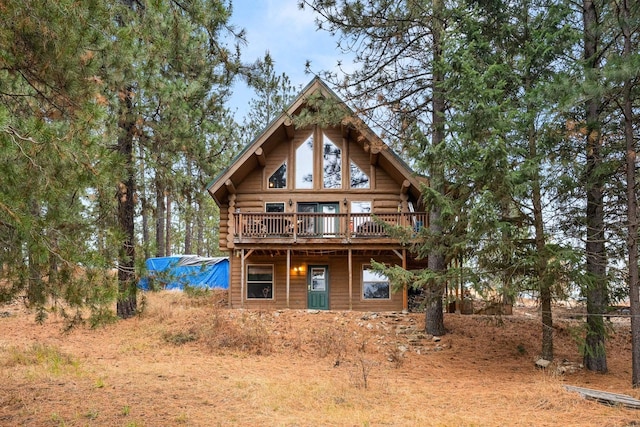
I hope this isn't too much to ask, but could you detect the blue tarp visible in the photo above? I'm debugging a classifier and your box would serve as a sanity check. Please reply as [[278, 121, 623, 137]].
[[138, 255, 229, 290]]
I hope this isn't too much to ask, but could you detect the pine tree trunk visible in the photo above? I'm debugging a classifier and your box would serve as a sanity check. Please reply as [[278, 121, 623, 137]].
[[499, 201, 514, 307], [582, 0, 607, 373], [619, 0, 640, 387], [528, 94, 553, 361], [533, 168, 553, 361], [27, 200, 45, 309], [155, 182, 165, 257], [165, 191, 172, 256], [184, 159, 194, 255], [196, 197, 204, 256], [625, 76, 639, 386], [184, 214, 192, 255], [426, 240, 446, 336], [138, 144, 150, 260], [184, 189, 192, 255], [141, 196, 149, 260], [424, 0, 446, 337], [540, 271, 553, 361], [116, 85, 137, 319]]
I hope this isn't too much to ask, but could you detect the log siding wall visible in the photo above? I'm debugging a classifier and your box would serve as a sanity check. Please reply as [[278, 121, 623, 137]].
[[216, 121, 424, 312], [218, 125, 409, 248], [228, 253, 403, 311]]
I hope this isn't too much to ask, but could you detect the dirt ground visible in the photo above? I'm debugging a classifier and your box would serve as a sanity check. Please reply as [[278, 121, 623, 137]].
[[0, 291, 638, 427]]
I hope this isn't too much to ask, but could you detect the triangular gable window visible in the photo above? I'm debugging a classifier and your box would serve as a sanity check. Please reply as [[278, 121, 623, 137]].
[[350, 161, 369, 189], [268, 162, 287, 189]]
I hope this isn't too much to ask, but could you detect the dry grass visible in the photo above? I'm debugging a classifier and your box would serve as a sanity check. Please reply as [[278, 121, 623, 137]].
[[0, 291, 638, 426]]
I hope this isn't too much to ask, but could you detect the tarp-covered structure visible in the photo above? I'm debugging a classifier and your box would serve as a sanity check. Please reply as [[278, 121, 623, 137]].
[[139, 255, 229, 290]]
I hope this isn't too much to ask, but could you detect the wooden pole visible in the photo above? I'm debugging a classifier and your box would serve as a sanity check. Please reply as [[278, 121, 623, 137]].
[[348, 248, 353, 310], [286, 249, 291, 308], [240, 248, 245, 308], [402, 249, 408, 312]]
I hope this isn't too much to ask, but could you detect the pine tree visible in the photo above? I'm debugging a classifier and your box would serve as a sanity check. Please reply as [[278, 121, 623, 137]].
[[100, 0, 242, 317], [0, 0, 114, 321], [242, 52, 298, 140], [303, 0, 454, 335], [445, 0, 577, 361], [580, 0, 610, 373], [0, 0, 244, 321], [610, 0, 640, 386]]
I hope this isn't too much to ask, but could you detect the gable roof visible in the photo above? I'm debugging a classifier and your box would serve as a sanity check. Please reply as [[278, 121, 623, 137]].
[[207, 77, 425, 206]]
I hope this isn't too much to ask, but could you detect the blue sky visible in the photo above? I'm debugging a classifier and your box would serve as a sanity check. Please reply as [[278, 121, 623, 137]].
[[226, 0, 351, 120]]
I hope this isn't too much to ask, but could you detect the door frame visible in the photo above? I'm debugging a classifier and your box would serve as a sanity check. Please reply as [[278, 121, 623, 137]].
[[307, 265, 329, 310], [297, 202, 340, 236]]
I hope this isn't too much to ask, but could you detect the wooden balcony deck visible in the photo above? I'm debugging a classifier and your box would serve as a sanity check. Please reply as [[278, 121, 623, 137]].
[[233, 212, 427, 245]]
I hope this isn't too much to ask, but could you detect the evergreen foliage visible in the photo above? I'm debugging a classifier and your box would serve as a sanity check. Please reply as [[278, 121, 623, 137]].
[[2, 0, 639, 386], [0, 0, 244, 322], [0, 0, 113, 321], [304, 0, 640, 379], [242, 52, 299, 141]]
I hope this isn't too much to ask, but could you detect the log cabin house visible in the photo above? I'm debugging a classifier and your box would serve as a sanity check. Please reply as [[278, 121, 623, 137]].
[[207, 78, 429, 311]]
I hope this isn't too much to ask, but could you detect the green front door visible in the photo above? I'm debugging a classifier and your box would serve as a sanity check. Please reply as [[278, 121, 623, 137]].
[[307, 266, 329, 310]]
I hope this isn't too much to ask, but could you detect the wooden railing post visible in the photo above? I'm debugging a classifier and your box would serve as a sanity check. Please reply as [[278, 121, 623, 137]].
[[293, 213, 298, 240]]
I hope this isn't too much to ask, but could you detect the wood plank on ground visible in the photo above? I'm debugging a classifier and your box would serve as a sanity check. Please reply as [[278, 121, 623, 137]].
[[564, 385, 640, 410]]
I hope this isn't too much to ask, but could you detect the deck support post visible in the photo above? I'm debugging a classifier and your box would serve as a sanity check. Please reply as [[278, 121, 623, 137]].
[[402, 249, 408, 312], [286, 249, 291, 308], [240, 248, 245, 308], [348, 248, 353, 310]]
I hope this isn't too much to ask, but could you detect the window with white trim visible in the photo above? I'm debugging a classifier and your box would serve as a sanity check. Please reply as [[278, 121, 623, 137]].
[[247, 265, 274, 299], [265, 202, 284, 213], [362, 266, 390, 300], [351, 201, 371, 214]]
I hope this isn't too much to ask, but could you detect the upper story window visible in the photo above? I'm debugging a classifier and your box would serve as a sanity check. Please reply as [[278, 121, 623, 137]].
[[265, 202, 284, 213], [295, 134, 313, 189], [323, 133, 342, 189], [294, 131, 357, 190], [350, 161, 369, 189], [351, 201, 371, 234], [268, 162, 287, 189], [351, 201, 371, 214]]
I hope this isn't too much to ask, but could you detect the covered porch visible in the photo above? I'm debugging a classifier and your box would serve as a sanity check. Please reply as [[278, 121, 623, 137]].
[[230, 247, 425, 312]]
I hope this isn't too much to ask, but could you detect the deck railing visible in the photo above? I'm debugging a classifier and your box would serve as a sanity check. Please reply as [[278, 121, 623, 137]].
[[234, 212, 427, 240]]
